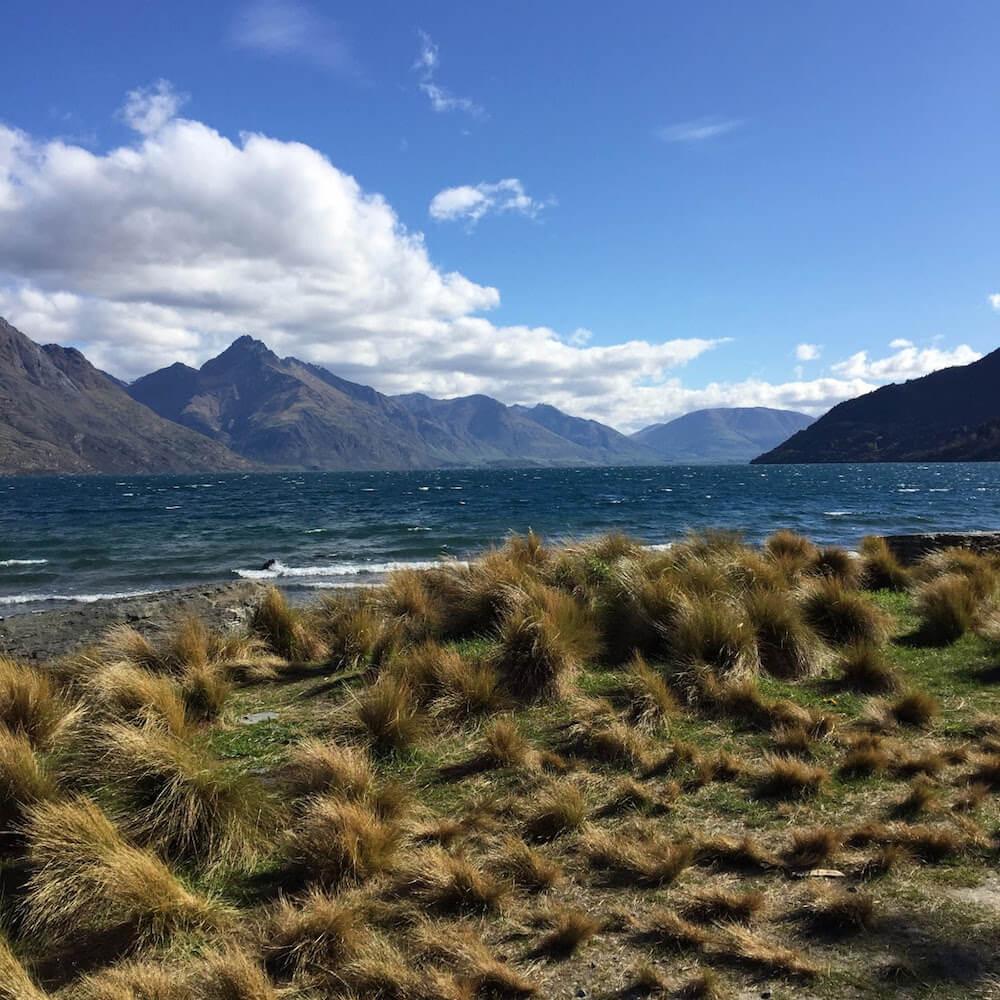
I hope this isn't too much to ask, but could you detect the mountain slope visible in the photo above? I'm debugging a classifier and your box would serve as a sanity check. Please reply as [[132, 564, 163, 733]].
[[129, 337, 658, 470], [632, 407, 815, 463], [753, 349, 1000, 463], [0, 318, 249, 475]]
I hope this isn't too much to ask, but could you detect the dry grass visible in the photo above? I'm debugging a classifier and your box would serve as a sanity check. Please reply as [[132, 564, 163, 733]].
[[0, 726, 58, 838], [524, 781, 587, 841], [283, 738, 375, 802], [391, 848, 508, 915], [493, 837, 562, 891], [970, 753, 1000, 788], [754, 754, 828, 799], [671, 596, 759, 676], [765, 530, 816, 564], [745, 588, 822, 679], [679, 887, 764, 925], [0, 929, 46, 1000], [799, 888, 876, 935], [534, 907, 600, 956], [23, 797, 219, 943], [0, 657, 77, 748], [859, 536, 911, 591], [69, 960, 182, 1000], [713, 925, 819, 979], [178, 661, 231, 723], [619, 653, 680, 728], [251, 586, 326, 661], [678, 970, 724, 999], [582, 826, 693, 886], [836, 643, 900, 693], [85, 662, 191, 735], [693, 834, 776, 872], [889, 690, 940, 728], [641, 907, 710, 951], [85, 722, 270, 865], [346, 675, 426, 755], [800, 578, 889, 647], [261, 887, 363, 977], [284, 795, 400, 887], [915, 573, 981, 644], [560, 717, 651, 770], [782, 826, 841, 869], [194, 948, 277, 1000]]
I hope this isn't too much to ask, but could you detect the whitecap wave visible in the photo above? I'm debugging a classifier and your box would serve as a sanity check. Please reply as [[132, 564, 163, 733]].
[[823, 510, 852, 517], [0, 559, 48, 567], [0, 588, 161, 607], [234, 559, 462, 580]]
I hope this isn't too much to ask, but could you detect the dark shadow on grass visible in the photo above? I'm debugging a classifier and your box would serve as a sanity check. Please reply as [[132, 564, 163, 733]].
[[34, 919, 143, 989], [957, 660, 1000, 685]]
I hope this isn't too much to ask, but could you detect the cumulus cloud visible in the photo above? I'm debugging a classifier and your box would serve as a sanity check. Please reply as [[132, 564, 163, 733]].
[[413, 30, 483, 117], [0, 88, 983, 433], [119, 80, 187, 136], [831, 343, 981, 381], [795, 342, 821, 362], [231, 0, 355, 73], [656, 117, 742, 143], [429, 179, 550, 225], [989, 293, 1000, 310]]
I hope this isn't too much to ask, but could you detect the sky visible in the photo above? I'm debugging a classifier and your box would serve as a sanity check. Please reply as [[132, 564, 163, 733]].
[[1, 1, 997, 432]]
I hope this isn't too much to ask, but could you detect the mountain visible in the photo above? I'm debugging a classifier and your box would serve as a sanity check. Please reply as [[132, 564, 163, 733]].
[[631, 407, 815, 463], [753, 349, 1000, 464], [0, 318, 249, 475], [128, 336, 659, 470]]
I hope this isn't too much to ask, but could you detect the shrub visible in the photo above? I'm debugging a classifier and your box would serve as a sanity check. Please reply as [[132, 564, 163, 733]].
[[284, 796, 399, 886], [859, 536, 910, 591], [23, 797, 219, 943], [262, 887, 363, 977], [671, 595, 759, 676], [836, 643, 899, 693], [524, 781, 587, 841], [0, 657, 77, 748], [800, 577, 890, 646], [0, 727, 57, 841], [89, 722, 270, 866], [744, 589, 822, 679], [251, 587, 326, 661], [915, 573, 980, 644], [493, 583, 599, 699]]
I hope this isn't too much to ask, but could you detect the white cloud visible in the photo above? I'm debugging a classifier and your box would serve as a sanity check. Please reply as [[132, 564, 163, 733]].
[[119, 80, 187, 136], [889, 338, 914, 349], [429, 179, 550, 225], [656, 117, 742, 143], [831, 343, 981, 381], [795, 342, 821, 362], [231, 0, 355, 73], [989, 293, 1000, 311], [0, 87, 983, 435], [413, 30, 483, 117]]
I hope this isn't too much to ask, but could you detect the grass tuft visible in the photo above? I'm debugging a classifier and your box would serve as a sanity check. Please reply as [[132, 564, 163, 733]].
[[262, 887, 363, 977], [782, 826, 840, 869], [251, 587, 326, 661], [800, 578, 890, 647], [524, 781, 587, 841], [534, 907, 600, 957], [0, 930, 46, 1000], [836, 643, 900, 693], [391, 848, 508, 914], [915, 573, 981, 644], [583, 826, 693, 886], [493, 837, 562, 891], [0, 657, 77, 748], [889, 690, 940, 728], [679, 887, 764, 925], [754, 754, 828, 799]]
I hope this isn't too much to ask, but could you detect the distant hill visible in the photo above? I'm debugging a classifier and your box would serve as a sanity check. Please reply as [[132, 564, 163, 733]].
[[753, 349, 1000, 463], [128, 336, 660, 470], [631, 407, 815, 463], [0, 318, 249, 475]]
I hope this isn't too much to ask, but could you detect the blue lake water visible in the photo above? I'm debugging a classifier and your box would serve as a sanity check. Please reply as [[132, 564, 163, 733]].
[[2, 463, 999, 614]]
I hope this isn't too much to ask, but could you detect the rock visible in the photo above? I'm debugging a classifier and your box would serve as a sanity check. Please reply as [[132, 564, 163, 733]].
[[238, 711, 279, 725]]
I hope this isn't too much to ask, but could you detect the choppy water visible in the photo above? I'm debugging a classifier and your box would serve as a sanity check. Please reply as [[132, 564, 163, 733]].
[[2, 463, 999, 614]]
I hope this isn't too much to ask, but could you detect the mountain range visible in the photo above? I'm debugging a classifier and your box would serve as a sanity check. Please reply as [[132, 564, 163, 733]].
[[631, 407, 814, 463], [754, 347, 1000, 463]]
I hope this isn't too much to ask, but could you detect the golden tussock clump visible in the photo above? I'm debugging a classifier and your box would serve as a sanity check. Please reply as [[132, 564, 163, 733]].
[[343, 674, 426, 755], [390, 848, 508, 915], [891, 776, 939, 817], [888, 690, 940, 728], [376, 569, 443, 643], [640, 907, 710, 951], [84, 721, 271, 866], [670, 595, 759, 677], [493, 582, 600, 700], [85, 661, 191, 735], [744, 588, 823, 679], [799, 577, 890, 647], [754, 754, 828, 799], [22, 797, 220, 944], [493, 837, 563, 892], [970, 753, 1000, 789], [836, 643, 900, 694], [262, 887, 364, 978], [0, 930, 47, 1000], [782, 827, 841, 869], [192, 948, 277, 1000], [713, 925, 819, 979], [619, 653, 680, 728], [582, 826, 693, 887], [859, 536, 911, 591], [284, 795, 400, 887], [523, 781, 587, 841], [679, 887, 765, 925], [283, 738, 375, 803], [595, 776, 674, 816], [915, 573, 981, 644], [678, 970, 725, 1000], [799, 888, 876, 936], [251, 587, 326, 662], [764, 529, 817, 565], [809, 545, 863, 587], [316, 592, 385, 671], [560, 717, 651, 770], [693, 834, 776, 872], [0, 726, 58, 839], [0, 656, 78, 749], [533, 907, 601, 957], [69, 960, 183, 1000]]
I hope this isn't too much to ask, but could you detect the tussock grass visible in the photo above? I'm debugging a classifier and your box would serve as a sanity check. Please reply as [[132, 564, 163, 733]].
[[23, 797, 220, 943], [391, 848, 508, 914], [70, 961, 181, 1000], [493, 583, 599, 699], [782, 826, 840, 869], [641, 907, 709, 951], [678, 970, 724, 999], [524, 781, 587, 841], [86, 662, 191, 735], [693, 834, 776, 872], [970, 753, 1000, 788], [377, 569, 443, 643], [345, 675, 425, 754], [619, 653, 680, 728], [0, 930, 46, 1000], [671, 596, 758, 676], [262, 887, 363, 977], [178, 661, 231, 723], [560, 717, 651, 770], [0, 727, 58, 840], [493, 837, 562, 891], [194, 949, 276, 1000], [836, 643, 900, 693], [800, 578, 890, 647], [582, 826, 693, 886], [839, 743, 890, 778], [317, 593, 384, 671], [799, 888, 875, 935], [889, 690, 940, 728], [679, 887, 764, 925], [251, 587, 326, 661], [754, 754, 828, 799], [891, 775, 938, 817], [534, 907, 600, 956], [745, 588, 822, 679], [764, 530, 816, 564], [810, 545, 863, 587], [859, 536, 910, 591], [284, 796, 400, 887], [713, 925, 819, 979], [86, 722, 270, 865], [283, 738, 375, 802], [915, 573, 981, 644], [0, 657, 77, 748]]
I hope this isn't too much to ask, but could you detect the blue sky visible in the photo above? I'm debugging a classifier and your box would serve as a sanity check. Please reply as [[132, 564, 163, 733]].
[[1, 0, 996, 430]]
